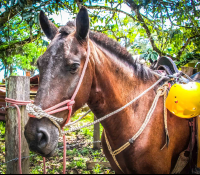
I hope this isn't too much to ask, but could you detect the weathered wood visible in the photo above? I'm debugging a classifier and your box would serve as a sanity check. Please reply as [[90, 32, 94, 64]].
[[197, 116, 200, 168], [5, 76, 30, 174], [0, 115, 5, 121], [0, 110, 6, 114], [93, 116, 101, 150], [181, 67, 194, 76], [86, 161, 112, 170]]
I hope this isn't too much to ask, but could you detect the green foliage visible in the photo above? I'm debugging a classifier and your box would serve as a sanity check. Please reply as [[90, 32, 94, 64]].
[[0, 122, 5, 137], [92, 164, 101, 174], [80, 147, 90, 156], [0, 122, 5, 174], [15, 42, 46, 71], [1, 0, 200, 77]]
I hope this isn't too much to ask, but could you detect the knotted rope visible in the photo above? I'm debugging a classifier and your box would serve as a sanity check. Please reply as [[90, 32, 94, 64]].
[[62, 76, 168, 134], [4, 40, 172, 174], [104, 82, 169, 173], [5, 98, 33, 174], [4, 43, 90, 174], [27, 104, 64, 136]]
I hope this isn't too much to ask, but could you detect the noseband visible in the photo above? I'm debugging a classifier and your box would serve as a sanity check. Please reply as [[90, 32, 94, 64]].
[[27, 42, 91, 134]]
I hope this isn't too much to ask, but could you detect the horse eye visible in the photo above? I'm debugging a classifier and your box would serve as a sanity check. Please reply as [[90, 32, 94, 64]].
[[70, 63, 80, 74]]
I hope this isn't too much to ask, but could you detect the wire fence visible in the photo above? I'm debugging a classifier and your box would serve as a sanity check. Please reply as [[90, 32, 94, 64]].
[[0, 140, 102, 166]]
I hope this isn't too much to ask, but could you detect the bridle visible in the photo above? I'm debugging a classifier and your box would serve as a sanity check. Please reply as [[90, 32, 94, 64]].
[[5, 32, 196, 173], [5, 41, 91, 174], [27, 41, 91, 174], [25, 40, 170, 174], [5, 39, 175, 174], [27, 41, 91, 133]]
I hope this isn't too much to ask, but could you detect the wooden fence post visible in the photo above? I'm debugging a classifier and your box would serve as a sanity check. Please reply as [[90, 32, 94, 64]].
[[93, 116, 100, 150], [181, 67, 194, 76], [5, 76, 30, 174]]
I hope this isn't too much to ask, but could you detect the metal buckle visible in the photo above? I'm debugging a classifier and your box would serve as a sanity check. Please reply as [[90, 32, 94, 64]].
[[129, 138, 134, 144]]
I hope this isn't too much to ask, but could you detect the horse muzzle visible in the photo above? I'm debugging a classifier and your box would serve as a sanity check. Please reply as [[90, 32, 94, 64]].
[[24, 117, 59, 157]]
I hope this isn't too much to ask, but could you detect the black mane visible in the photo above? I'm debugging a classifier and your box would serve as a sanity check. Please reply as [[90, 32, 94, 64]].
[[59, 21, 152, 80]]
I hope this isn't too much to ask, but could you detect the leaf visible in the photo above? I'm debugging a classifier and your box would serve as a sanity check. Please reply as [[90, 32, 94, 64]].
[[10, 0, 15, 6]]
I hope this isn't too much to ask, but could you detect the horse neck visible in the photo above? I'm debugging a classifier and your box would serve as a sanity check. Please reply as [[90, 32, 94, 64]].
[[87, 41, 158, 139]]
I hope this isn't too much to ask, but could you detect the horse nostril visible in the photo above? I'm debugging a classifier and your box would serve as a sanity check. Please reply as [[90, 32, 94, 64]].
[[37, 128, 50, 149]]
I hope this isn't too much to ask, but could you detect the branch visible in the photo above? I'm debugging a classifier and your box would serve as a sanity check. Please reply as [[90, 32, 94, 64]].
[[0, 33, 41, 52], [0, 1, 53, 29], [125, 0, 139, 10], [125, 0, 177, 60], [177, 35, 200, 59], [125, 1, 164, 54], [191, 0, 196, 16], [0, 5, 19, 28], [163, 4, 173, 28], [84, 5, 138, 22]]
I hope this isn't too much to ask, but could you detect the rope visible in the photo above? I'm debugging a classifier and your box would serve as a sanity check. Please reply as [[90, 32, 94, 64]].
[[4, 42, 91, 175], [28, 42, 90, 174], [63, 134, 66, 174], [63, 76, 167, 134], [161, 85, 170, 150], [43, 157, 46, 174], [5, 98, 33, 174], [65, 110, 92, 127], [104, 130, 125, 173], [182, 72, 194, 81], [103, 82, 169, 173], [4, 40, 171, 175], [26, 104, 63, 136]]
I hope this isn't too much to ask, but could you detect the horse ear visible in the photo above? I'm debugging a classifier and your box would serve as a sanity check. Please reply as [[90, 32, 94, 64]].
[[39, 11, 58, 40], [75, 6, 89, 41]]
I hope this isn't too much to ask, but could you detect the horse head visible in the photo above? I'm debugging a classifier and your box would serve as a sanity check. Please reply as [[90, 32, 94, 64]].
[[24, 7, 93, 156]]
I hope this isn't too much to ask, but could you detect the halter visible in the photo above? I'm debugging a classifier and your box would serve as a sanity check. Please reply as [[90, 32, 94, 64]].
[[27, 42, 91, 133], [5, 39, 174, 174]]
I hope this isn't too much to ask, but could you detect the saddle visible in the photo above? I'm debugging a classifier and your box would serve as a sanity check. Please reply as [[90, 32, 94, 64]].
[[151, 56, 179, 75], [151, 56, 192, 84], [151, 56, 199, 173]]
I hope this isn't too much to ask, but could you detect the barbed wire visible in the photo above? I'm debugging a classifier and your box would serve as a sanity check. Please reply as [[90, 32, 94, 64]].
[[0, 105, 25, 112], [0, 140, 102, 166], [0, 154, 36, 166], [0, 106, 7, 111]]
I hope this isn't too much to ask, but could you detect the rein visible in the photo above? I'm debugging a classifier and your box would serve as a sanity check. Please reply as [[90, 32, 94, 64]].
[[5, 40, 172, 174], [27, 42, 91, 134], [4, 98, 33, 174], [5, 42, 90, 174]]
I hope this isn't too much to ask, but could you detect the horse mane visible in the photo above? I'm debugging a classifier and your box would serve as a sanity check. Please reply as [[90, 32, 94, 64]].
[[59, 21, 152, 81]]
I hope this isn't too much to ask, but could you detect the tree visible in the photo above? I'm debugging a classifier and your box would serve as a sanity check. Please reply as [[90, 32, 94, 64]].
[[85, 0, 200, 64], [1, 0, 200, 78]]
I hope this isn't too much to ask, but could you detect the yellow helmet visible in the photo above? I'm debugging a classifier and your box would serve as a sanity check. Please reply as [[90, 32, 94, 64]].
[[166, 82, 200, 118]]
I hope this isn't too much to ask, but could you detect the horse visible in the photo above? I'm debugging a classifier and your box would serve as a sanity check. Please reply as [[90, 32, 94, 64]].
[[24, 7, 194, 174]]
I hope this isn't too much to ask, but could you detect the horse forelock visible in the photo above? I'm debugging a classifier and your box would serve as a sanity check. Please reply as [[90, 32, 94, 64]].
[[59, 21, 152, 81]]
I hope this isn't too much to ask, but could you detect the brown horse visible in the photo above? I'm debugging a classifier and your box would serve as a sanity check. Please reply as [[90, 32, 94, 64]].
[[25, 7, 193, 173]]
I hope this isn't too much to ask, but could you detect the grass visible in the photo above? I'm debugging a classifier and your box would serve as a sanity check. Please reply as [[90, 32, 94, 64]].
[[0, 109, 114, 174], [0, 121, 6, 174]]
